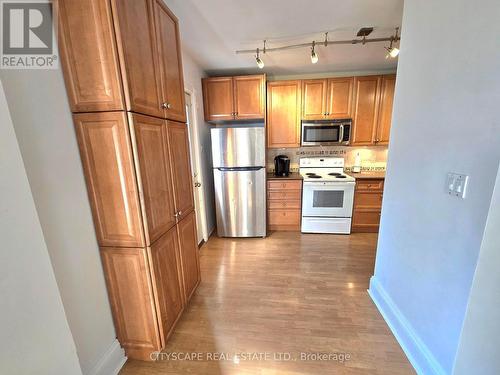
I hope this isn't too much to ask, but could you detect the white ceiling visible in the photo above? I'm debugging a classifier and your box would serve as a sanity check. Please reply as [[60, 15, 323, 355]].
[[164, 0, 403, 76]]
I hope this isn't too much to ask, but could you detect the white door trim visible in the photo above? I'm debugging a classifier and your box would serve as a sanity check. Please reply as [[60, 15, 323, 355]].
[[185, 89, 209, 243]]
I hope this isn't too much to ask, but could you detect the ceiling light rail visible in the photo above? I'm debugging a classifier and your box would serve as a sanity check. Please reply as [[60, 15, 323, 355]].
[[238, 27, 401, 67]]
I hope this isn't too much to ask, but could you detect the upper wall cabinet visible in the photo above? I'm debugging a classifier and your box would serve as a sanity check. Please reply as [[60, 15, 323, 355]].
[[153, 0, 187, 122], [351, 75, 396, 146], [302, 78, 354, 120], [351, 76, 381, 145], [267, 80, 302, 148], [58, 0, 124, 112], [202, 74, 265, 122], [375, 74, 396, 145], [59, 0, 185, 121]]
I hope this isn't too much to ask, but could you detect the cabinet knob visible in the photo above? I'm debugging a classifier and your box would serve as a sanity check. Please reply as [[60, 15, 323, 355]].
[[162, 102, 171, 109]]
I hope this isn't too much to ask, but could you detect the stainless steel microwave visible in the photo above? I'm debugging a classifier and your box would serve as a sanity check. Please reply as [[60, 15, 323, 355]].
[[301, 119, 351, 146]]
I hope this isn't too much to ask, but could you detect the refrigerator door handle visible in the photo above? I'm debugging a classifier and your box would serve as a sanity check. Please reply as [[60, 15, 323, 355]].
[[217, 166, 264, 172]]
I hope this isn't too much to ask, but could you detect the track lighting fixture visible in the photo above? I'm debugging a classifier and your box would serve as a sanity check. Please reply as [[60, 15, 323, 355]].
[[255, 48, 264, 69], [236, 28, 401, 65], [310, 41, 318, 64], [385, 27, 400, 59]]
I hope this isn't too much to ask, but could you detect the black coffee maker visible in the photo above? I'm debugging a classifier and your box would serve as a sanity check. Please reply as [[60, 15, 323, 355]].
[[274, 155, 290, 177]]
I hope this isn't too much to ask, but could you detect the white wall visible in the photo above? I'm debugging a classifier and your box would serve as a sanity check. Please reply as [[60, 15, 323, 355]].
[[453, 165, 500, 375], [369, 0, 500, 373], [181, 44, 217, 235], [0, 79, 82, 375], [0, 69, 123, 373]]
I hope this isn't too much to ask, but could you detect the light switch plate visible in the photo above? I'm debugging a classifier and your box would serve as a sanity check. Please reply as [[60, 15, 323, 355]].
[[446, 173, 469, 199]]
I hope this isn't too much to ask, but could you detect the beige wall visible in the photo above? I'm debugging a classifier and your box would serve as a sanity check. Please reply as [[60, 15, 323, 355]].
[[0, 66, 123, 374], [0, 79, 82, 375]]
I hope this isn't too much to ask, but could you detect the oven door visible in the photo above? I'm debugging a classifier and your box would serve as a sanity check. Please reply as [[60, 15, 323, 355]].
[[302, 181, 355, 217], [301, 123, 342, 146]]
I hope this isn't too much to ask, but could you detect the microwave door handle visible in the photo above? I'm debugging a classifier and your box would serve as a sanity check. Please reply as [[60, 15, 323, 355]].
[[339, 124, 344, 143]]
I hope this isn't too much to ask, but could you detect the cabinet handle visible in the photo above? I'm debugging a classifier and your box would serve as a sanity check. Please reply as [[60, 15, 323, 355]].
[[162, 102, 171, 109]]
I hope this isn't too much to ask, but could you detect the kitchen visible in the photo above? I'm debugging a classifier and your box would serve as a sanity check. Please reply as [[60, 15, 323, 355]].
[[2, 0, 498, 375], [53, 0, 403, 372], [205, 73, 392, 236]]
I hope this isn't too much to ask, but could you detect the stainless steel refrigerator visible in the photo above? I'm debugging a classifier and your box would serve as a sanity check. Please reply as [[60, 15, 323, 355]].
[[211, 127, 266, 237]]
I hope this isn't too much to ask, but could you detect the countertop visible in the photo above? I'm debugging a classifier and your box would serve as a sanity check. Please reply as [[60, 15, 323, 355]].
[[267, 172, 303, 180], [346, 171, 386, 179]]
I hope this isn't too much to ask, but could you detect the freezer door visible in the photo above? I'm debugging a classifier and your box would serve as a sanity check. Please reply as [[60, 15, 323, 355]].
[[211, 127, 265, 168], [213, 167, 266, 237]]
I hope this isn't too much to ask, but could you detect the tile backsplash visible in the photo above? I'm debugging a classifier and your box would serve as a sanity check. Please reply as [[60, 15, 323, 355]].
[[267, 146, 388, 172]]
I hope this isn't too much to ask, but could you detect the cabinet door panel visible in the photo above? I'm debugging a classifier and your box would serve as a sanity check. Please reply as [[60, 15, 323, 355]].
[[167, 121, 195, 217], [177, 211, 200, 300], [111, 0, 164, 118], [267, 80, 301, 148], [326, 77, 353, 118], [100, 247, 161, 357], [352, 76, 381, 145], [74, 112, 144, 247], [154, 0, 186, 122], [302, 79, 327, 119], [233, 75, 265, 119], [58, 0, 124, 112], [148, 227, 184, 345], [202, 77, 234, 121], [131, 114, 176, 245], [376, 75, 396, 145]]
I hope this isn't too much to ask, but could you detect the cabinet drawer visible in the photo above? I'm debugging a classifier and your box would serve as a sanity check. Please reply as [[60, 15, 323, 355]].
[[268, 200, 301, 210], [356, 179, 384, 191], [354, 191, 383, 209], [268, 209, 301, 226], [268, 190, 302, 200], [352, 210, 381, 226], [268, 180, 302, 190]]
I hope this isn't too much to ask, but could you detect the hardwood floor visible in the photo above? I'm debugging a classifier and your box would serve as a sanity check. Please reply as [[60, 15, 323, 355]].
[[120, 232, 414, 374]]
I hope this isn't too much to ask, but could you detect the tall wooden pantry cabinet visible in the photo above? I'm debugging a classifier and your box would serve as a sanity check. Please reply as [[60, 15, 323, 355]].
[[57, 0, 200, 360]]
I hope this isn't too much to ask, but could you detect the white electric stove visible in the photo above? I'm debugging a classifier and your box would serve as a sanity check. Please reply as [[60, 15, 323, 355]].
[[299, 157, 355, 234]]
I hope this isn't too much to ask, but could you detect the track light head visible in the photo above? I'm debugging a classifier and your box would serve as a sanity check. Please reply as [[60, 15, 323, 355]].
[[311, 41, 319, 64], [255, 48, 264, 69], [385, 27, 400, 59]]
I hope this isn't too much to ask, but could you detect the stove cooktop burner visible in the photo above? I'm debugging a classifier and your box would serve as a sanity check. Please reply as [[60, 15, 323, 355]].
[[328, 172, 342, 176], [336, 175, 347, 179], [307, 175, 322, 179], [305, 173, 317, 176]]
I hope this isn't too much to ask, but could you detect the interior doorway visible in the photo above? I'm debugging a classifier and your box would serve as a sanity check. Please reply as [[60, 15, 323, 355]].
[[185, 91, 208, 245]]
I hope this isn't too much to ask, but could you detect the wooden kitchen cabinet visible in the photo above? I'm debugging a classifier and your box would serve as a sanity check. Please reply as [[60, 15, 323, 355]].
[[111, 0, 164, 118], [267, 179, 302, 231], [352, 178, 384, 232], [60, 0, 198, 361], [167, 121, 195, 219], [148, 226, 184, 345], [60, 0, 186, 121], [58, 0, 124, 112], [375, 74, 396, 145], [154, 0, 186, 122], [326, 77, 354, 118], [302, 79, 327, 119], [351, 76, 381, 145], [351, 75, 396, 146], [100, 246, 162, 361], [130, 113, 176, 245], [267, 80, 302, 148], [74, 112, 145, 248], [177, 211, 201, 300], [202, 74, 265, 122], [302, 77, 354, 120]]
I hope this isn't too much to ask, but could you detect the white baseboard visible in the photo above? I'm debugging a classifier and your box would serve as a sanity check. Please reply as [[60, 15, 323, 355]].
[[86, 339, 127, 375], [368, 276, 446, 375]]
